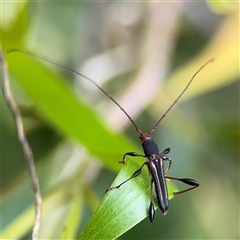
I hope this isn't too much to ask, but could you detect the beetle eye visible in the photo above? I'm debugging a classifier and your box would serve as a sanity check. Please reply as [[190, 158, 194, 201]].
[[162, 156, 168, 160]]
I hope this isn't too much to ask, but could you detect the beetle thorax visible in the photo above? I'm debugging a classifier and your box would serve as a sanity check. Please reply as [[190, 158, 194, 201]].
[[140, 134, 159, 157]]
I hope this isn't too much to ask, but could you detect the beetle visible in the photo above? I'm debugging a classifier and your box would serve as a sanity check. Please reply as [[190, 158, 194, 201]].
[[9, 49, 212, 222], [104, 58, 212, 221]]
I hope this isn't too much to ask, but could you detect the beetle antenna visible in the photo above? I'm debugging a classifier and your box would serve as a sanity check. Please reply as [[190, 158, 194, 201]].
[[148, 58, 214, 135], [8, 49, 143, 135]]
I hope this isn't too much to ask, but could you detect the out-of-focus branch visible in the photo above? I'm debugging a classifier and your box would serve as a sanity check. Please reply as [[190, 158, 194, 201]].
[[0, 48, 42, 240]]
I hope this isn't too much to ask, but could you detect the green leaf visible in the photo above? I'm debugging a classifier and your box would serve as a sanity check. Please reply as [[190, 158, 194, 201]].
[[1, 2, 30, 50], [78, 160, 176, 240]]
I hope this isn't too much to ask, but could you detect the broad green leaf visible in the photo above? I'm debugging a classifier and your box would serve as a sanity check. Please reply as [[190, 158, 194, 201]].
[[78, 160, 176, 240]]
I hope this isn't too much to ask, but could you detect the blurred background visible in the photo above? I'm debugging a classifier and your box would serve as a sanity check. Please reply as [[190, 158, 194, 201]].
[[1, 1, 239, 239]]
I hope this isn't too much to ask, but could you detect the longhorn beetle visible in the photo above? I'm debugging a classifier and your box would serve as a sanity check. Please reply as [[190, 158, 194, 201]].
[[9, 49, 213, 222]]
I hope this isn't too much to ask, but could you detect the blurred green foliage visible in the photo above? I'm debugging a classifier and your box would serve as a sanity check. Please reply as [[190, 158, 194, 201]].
[[1, 1, 239, 239]]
